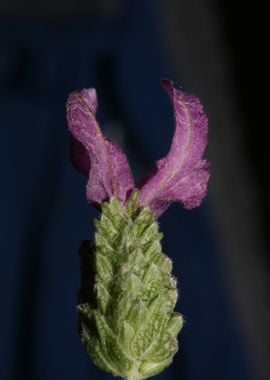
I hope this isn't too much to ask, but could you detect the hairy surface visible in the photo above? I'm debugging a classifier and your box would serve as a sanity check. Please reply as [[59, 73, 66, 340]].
[[139, 80, 210, 216], [67, 89, 135, 205], [67, 80, 209, 217], [78, 192, 183, 379]]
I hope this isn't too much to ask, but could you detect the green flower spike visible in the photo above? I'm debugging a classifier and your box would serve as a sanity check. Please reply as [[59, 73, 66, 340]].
[[66, 80, 209, 380], [78, 191, 182, 380]]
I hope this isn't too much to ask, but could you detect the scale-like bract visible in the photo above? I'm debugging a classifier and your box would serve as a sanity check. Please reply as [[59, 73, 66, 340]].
[[78, 192, 183, 379]]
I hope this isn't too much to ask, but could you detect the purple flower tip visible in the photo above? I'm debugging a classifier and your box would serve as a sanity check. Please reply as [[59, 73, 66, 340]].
[[67, 89, 135, 206], [66, 80, 210, 217], [138, 79, 210, 216]]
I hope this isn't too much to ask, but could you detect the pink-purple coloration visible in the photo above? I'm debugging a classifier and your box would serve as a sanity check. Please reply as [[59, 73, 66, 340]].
[[67, 88, 134, 206], [67, 80, 210, 217]]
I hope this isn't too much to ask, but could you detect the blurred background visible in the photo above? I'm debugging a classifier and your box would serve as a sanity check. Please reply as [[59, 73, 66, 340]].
[[0, 1, 269, 379]]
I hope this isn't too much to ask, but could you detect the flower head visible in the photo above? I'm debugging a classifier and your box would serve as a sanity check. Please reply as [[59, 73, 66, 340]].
[[67, 80, 210, 217]]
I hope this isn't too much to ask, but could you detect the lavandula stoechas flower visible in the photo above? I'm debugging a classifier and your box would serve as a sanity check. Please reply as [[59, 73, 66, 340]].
[[67, 80, 210, 380]]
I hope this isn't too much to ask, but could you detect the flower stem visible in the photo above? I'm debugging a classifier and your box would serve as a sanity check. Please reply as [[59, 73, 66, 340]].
[[123, 372, 141, 380]]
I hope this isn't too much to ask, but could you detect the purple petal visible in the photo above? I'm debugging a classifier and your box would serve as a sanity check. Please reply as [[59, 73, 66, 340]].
[[80, 88, 98, 113], [69, 135, 91, 176], [105, 138, 135, 202], [67, 88, 134, 205], [139, 80, 210, 217]]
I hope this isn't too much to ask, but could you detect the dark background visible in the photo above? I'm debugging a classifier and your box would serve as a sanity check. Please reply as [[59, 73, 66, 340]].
[[1, 1, 269, 380]]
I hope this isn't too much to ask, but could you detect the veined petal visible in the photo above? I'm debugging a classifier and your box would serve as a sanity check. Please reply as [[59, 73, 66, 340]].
[[69, 135, 91, 176], [105, 138, 135, 202], [139, 80, 210, 217], [67, 88, 135, 205]]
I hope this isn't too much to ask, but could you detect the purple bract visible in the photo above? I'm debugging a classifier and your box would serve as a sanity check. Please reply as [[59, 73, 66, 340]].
[[67, 80, 210, 217]]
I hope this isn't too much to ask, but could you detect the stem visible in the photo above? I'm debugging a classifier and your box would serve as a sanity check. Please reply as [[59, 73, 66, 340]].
[[123, 368, 142, 380], [124, 375, 141, 380]]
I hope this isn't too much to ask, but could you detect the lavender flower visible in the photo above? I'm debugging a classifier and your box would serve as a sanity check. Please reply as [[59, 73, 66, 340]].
[[67, 80, 210, 380]]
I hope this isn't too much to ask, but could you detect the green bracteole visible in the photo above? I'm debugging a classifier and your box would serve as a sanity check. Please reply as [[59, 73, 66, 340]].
[[78, 190, 183, 380]]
